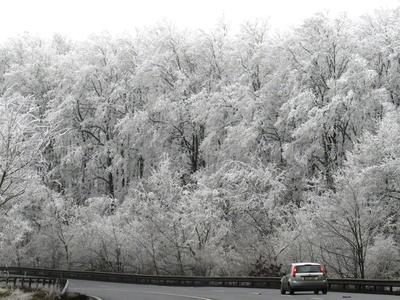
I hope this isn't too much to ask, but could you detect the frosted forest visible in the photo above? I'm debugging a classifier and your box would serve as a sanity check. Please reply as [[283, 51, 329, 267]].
[[0, 10, 399, 280]]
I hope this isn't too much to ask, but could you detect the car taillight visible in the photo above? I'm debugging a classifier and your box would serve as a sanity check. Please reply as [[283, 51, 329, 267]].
[[291, 266, 297, 277], [320, 265, 327, 275]]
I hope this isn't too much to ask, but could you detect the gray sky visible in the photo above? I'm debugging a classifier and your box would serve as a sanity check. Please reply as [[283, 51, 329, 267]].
[[1, 0, 399, 40]]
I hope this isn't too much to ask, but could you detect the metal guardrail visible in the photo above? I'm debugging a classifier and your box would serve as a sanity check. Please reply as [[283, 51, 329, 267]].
[[1, 267, 279, 288], [1, 266, 399, 295], [0, 269, 69, 297], [60, 279, 69, 296], [0, 276, 60, 289], [328, 278, 400, 294]]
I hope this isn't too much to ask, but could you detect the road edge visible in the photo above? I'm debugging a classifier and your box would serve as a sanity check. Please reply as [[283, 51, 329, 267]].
[[88, 295, 103, 300]]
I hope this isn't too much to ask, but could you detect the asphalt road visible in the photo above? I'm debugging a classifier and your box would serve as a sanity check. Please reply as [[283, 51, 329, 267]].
[[69, 280, 399, 300]]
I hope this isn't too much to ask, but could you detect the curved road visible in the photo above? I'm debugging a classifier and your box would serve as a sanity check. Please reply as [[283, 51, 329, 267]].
[[70, 280, 399, 300]]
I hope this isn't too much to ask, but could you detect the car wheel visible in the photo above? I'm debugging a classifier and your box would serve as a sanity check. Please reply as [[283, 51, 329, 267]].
[[322, 289, 327, 294], [289, 285, 294, 295], [280, 286, 286, 295], [314, 290, 319, 294]]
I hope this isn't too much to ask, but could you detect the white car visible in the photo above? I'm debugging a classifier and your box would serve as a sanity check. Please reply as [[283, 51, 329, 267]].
[[280, 262, 328, 295]]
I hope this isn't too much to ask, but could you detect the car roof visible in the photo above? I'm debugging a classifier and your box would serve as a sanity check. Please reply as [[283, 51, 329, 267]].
[[292, 262, 321, 266]]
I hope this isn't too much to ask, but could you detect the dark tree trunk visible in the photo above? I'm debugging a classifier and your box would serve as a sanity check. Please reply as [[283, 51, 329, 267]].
[[138, 155, 144, 178], [107, 156, 114, 197]]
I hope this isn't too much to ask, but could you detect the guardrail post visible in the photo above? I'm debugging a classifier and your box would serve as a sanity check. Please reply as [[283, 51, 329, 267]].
[[29, 278, 32, 288]]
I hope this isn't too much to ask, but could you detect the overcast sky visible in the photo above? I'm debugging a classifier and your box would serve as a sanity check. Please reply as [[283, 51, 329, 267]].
[[1, 0, 399, 40]]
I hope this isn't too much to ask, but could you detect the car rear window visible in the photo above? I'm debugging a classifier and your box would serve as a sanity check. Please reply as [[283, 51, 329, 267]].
[[296, 265, 321, 273]]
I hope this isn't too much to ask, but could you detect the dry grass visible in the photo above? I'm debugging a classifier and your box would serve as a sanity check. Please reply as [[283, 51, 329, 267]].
[[0, 287, 89, 300], [0, 288, 12, 298], [0, 289, 32, 299]]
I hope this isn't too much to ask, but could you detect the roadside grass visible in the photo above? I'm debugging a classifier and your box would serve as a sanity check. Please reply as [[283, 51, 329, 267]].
[[0, 288, 32, 299], [0, 288, 12, 298], [0, 287, 89, 299], [0, 287, 56, 300], [31, 289, 50, 300]]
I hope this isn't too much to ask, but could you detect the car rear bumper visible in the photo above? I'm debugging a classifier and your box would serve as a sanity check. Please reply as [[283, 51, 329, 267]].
[[290, 279, 328, 290]]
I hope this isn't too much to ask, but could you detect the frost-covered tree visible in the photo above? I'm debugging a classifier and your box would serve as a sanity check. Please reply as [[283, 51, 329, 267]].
[[0, 93, 49, 207], [1, 10, 400, 278]]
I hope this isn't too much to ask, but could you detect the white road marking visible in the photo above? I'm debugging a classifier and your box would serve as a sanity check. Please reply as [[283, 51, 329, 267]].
[[150, 291, 214, 300], [75, 287, 214, 300]]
